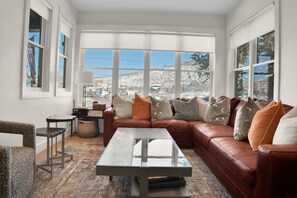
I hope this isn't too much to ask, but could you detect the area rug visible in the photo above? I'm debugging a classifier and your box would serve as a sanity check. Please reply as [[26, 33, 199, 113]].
[[30, 139, 231, 198]]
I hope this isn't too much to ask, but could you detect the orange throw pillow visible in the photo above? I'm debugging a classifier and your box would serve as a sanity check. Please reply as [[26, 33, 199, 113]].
[[132, 93, 151, 120], [248, 101, 285, 151]]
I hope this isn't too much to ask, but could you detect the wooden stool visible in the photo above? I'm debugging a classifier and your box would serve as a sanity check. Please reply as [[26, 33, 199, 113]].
[[36, 127, 73, 179]]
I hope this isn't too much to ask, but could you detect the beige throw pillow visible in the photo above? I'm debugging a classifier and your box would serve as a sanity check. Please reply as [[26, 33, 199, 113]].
[[150, 96, 173, 121], [204, 97, 231, 125], [113, 95, 133, 119], [197, 97, 208, 120], [273, 106, 297, 145], [233, 97, 261, 141]]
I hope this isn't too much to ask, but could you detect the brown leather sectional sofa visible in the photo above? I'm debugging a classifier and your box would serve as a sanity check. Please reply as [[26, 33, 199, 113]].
[[103, 97, 297, 198]]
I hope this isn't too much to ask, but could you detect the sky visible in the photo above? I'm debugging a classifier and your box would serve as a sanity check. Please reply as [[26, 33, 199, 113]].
[[84, 49, 194, 77]]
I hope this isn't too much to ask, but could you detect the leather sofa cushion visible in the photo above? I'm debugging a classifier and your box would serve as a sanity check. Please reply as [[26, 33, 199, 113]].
[[151, 119, 190, 133], [209, 137, 257, 187], [192, 123, 233, 149], [113, 119, 151, 131]]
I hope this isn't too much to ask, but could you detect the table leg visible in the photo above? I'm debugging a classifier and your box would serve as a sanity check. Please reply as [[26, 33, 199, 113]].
[[71, 120, 73, 137], [46, 137, 49, 164], [139, 170, 149, 198], [61, 130, 65, 168], [50, 136, 53, 179]]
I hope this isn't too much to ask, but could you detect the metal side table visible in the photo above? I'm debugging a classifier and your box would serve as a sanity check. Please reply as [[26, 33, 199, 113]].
[[36, 127, 73, 179]]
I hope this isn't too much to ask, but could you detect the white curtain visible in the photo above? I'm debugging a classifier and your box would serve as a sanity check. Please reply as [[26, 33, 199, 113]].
[[80, 32, 215, 53], [30, 0, 52, 21], [230, 3, 275, 49]]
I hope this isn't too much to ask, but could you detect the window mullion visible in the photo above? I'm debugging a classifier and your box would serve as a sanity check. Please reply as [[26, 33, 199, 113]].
[[248, 40, 255, 98], [143, 50, 150, 96], [112, 50, 119, 95], [175, 52, 181, 98]]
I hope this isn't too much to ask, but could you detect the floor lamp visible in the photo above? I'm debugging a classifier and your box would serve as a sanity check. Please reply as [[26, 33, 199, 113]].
[[76, 71, 94, 107]]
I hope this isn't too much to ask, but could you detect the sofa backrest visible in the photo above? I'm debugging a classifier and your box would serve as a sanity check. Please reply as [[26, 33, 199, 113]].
[[228, 98, 294, 128]]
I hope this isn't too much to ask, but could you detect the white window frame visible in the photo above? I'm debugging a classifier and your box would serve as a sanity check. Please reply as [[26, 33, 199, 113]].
[[233, 31, 275, 101], [229, 2, 280, 101], [22, 0, 53, 99], [82, 49, 213, 105], [55, 15, 74, 97]]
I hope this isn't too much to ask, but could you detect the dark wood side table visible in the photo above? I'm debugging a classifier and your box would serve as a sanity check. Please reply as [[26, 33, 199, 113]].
[[46, 115, 76, 137], [36, 127, 73, 179], [72, 108, 105, 134]]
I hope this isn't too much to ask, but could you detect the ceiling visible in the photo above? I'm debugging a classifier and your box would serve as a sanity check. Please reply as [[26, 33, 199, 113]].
[[69, 0, 242, 15]]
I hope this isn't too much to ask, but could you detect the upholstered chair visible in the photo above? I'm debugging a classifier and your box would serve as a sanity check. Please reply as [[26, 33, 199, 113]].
[[0, 120, 36, 198]]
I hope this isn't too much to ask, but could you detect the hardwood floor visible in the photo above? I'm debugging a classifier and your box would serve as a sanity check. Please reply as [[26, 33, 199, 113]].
[[36, 134, 101, 163]]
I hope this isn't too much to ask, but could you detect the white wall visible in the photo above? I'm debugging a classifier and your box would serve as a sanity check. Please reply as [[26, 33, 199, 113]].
[[0, 0, 77, 153], [226, 0, 297, 106], [76, 11, 227, 98], [279, 0, 297, 105]]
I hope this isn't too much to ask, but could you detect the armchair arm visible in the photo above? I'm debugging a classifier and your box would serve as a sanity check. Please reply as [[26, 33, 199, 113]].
[[103, 107, 115, 147], [0, 120, 35, 150], [0, 146, 12, 198], [254, 144, 297, 198]]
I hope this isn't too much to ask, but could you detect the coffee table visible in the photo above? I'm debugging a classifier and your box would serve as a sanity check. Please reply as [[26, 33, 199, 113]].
[[96, 128, 192, 197]]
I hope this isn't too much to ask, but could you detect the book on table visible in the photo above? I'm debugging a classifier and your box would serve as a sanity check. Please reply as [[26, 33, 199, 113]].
[[137, 176, 186, 189]]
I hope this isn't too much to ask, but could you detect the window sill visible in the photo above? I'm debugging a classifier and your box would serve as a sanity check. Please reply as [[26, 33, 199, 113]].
[[22, 89, 51, 99]]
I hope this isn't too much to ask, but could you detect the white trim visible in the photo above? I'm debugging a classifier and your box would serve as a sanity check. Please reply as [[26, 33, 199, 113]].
[[274, 0, 280, 101], [22, 0, 53, 99]]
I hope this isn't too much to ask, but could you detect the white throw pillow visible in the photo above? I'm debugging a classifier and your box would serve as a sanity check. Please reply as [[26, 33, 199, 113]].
[[113, 95, 133, 119], [273, 106, 297, 145], [197, 97, 208, 120]]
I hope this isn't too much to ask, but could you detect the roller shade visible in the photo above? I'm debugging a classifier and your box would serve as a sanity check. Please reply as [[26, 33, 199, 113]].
[[80, 32, 215, 53], [30, 0, 52, 21], [230, 4, 275, 49], [61, 17, 72, 38]]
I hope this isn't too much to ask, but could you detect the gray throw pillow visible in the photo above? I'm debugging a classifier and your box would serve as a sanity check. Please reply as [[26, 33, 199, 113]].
[[204, 97, 231, 125], [150, 96, 173, 121], [233, 97, 261, 141], [173, 97, 200, 121], [113, 94, 134, 119]]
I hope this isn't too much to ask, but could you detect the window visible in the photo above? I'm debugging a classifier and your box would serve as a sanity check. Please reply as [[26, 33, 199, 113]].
[[119, 50, 144, 100], [149, 51, 175, 100], [81, 32, 215, 105], [58, 33, 67, 88], [254, 31, 275, 101], [234, 31, 275, 101], [27, 9, 46, 88], [23, 0, 52, 98], [84, 49, 113, 105], [180, 52, 210, 100], [56, 16, 73, 95]]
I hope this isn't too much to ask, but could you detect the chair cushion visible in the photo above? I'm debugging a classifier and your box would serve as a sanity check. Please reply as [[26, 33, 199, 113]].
[[209, 137, 257, 187], [113, 94, 134, 119], [132, 93, 151, 120], [151, 119, 190, 133], [173, 97, 200, 121], [248, 101, 285, 151], [273, 106, 297, 144], [11, 146, 35, 194], [150, 96, 173, 121], [192, 123, 233, 149], [113, 119, 151, 131], [204, 97, 231, 125]]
